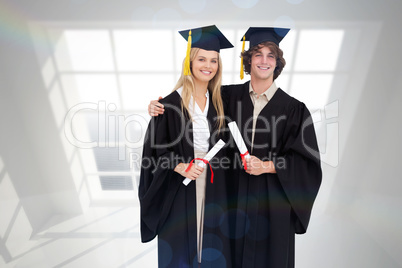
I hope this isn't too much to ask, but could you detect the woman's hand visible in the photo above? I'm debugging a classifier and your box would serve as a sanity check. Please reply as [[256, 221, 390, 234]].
[[174, 163, 204, 180]]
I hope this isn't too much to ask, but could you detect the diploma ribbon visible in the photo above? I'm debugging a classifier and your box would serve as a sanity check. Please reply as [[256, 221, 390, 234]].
[[185, 158, 214, 183], [240, 151, 249, 170]]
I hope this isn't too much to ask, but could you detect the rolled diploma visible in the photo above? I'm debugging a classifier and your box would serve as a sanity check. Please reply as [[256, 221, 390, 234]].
[[228, 121, 250, 160], [182, 139, 226, 186]]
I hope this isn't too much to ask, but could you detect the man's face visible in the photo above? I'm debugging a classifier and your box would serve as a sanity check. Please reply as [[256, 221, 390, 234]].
[[249, 46, 277, 83]]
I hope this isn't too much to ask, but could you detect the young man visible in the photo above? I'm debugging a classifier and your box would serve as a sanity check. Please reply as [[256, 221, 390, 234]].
[[148, 27, 322, 267], [222, 27, 322, 267]]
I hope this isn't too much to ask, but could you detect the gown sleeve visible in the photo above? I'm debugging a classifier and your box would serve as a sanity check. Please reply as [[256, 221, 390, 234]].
[[275, 102, 322, 234], [138, 109, 183, 242]]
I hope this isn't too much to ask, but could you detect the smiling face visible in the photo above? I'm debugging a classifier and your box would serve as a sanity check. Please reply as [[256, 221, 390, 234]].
[[191, 48, 219, 85], [249, 46, 277, 84]]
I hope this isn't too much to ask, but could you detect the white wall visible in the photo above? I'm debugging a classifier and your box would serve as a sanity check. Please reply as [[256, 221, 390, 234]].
[[0, 16, 85, 258], [1, 0, 401, 266]]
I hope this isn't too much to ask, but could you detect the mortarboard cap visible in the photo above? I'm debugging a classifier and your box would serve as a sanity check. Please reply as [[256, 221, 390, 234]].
[[179, 25, 233, 53], [242, 27, 290, 47], [180, 25, 233, 76], [239, 27, 290, 80]]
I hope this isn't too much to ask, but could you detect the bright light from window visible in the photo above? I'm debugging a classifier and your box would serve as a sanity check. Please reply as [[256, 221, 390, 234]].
[[174, 33, 187, 72], [290, 74, 334, 108], [67, 74, 120, 104], [294, 30, 344, 71], [229, 29, 246, 85], [279, 30, 297, 69], [119, 74, 175, 110], [114, 30, 174, 71], [64, 30, 114, 71], [275, 73, 290, 93], [219, 29, 236, 72], [231, 29, 247, 76]]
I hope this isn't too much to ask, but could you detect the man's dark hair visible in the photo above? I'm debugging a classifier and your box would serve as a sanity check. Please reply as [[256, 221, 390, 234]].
[[241, 41, 286, 80]]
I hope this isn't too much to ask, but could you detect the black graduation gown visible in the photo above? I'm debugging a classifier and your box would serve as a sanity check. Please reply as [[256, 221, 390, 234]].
[[222, 81, 322, 268], [139, 90, 233, 268]]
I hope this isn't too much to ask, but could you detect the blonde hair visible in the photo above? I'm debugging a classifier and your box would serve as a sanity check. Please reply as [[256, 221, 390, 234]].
[[173, 47, 225, 131]]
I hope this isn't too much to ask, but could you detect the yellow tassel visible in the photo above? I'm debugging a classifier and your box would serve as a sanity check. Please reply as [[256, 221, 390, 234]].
[[184, 30, 192, 76], [240, 35, 245, 80]]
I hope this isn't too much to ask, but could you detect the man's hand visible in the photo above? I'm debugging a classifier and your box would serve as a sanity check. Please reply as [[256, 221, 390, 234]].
[[174, 163, 204, 180], [148, 96, 165, 116], [245, 155, 276, 176]]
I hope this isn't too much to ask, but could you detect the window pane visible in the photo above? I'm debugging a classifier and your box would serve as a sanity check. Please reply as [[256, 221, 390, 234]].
[[63, 30, 114, 71], [100, 176, 134, 191], [289, 74, 334, 108], [66, 74, 120, 104], [119, 74, 175, 110], [114, 29, 174, 71], [294, 30, 344, 71]]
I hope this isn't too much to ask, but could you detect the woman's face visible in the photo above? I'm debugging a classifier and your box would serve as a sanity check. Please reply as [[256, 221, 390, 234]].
[[191, 49, 219, 84]]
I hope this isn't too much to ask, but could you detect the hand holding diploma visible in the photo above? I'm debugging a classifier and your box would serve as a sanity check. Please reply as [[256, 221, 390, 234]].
[[182, 139, 226, 186], [228, 122, 250, 170]]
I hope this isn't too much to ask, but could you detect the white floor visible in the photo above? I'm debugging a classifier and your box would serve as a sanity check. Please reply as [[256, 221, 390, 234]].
[[0, 206, 158, 268], [1, 206, 401, 267]]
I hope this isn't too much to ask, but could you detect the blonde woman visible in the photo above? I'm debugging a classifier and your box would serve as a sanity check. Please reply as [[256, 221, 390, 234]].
[[139, 25, 233, 267]]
